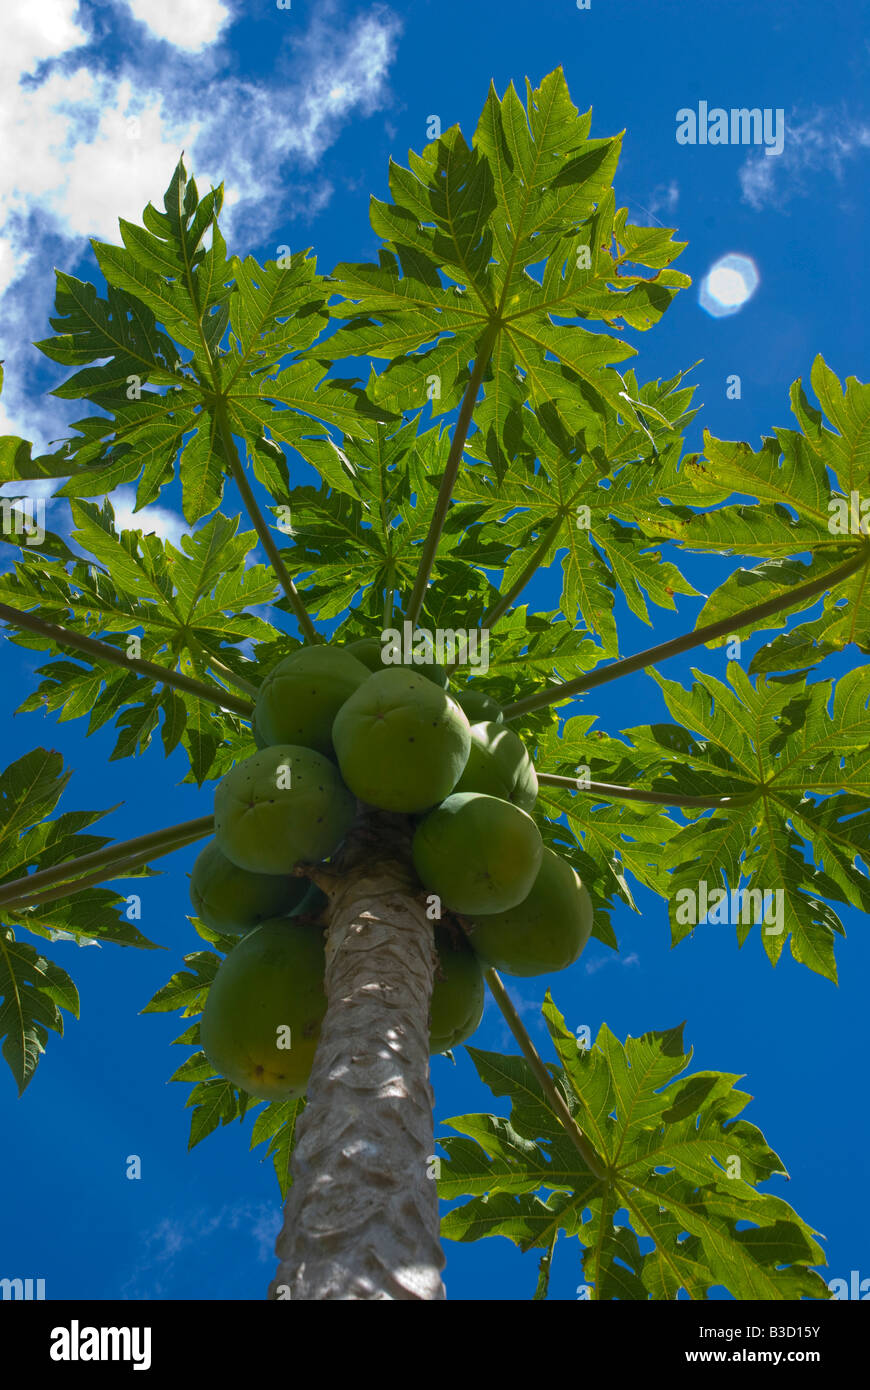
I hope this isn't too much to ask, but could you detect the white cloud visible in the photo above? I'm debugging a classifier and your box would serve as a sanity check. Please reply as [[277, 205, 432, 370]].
[[0, 478, 62, 500], [0, 70, 206, 247], [0, 1, 400, 470], [642, 181, 679, 220], [249, 1206, 282, 1262], [272, 7, 402, 165], [0, 480, 183, 570], [739, 109, 870, 210], [109, 487, 187, 546], [585, 950, 639, 975], [122, 1202, 280, 1298], [122, 0, 232, 52], [0, 0, 89, 78], [284, 180, 335, 223]]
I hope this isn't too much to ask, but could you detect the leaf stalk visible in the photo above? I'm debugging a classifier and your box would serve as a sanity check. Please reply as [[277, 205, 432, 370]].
[[213, 404, 322, 645], [406, 322, 500, 627], [0, 815, 214, 911], [536, 773, 760, 810], [0, 604, 253, 717], [483, 967, 608, 1182], [503, 547, 869, 719]]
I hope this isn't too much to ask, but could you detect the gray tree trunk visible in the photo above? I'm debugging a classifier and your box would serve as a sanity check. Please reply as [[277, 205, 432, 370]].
[[268, 810, 446, 1300]]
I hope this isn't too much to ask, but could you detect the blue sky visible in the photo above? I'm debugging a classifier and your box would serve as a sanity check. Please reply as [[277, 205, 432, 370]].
[[0, 0, 868, 1301]]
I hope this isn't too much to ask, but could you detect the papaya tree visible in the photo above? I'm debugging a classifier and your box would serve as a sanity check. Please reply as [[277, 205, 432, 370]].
[[1, 67, 866, 1301]]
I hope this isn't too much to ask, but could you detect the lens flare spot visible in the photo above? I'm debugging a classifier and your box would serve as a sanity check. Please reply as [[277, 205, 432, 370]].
[[699, 254, 760, 318]]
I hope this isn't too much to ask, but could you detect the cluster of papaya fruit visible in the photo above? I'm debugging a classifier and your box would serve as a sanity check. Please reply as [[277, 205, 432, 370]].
[[190, 641, 593, 1101]]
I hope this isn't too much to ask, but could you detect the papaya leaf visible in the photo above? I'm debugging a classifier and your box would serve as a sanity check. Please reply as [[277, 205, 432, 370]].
[[2, 501, 274, 780], [0, 748, 160, 955], [325, 69, 689, 466], [0, 928, 79, 1094], [250, 1097, 305, 1199], [623, 664, 870, 980], [29, 159, 381, 526], [640, 361, 870, 657], [185, 1077, 243, 1150], [147, 942, 301, 1179], [141, 949, 222, 1016], [439, 1001, 828, 1300]]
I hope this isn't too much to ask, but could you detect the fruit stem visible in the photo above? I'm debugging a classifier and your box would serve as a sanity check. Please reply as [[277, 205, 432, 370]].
[[214, 403, 322, 645], [405, 321, 500, 629], [502, 546, 869, 719], [483, 968, 608, 1181], [292, 862, 343, 894], [0, 604, 253, 717], [537, 772, 760, 810], [0, 815, 214, 911]]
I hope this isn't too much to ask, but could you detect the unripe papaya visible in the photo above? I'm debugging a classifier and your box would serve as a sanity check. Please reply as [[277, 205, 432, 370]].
[[429, 926, 484, 1053], [465, 847, 593, 976], [332, 668, 471, 813], [200, 918, 327, 1100], [189, 838, 310, 935], [345, 637, 449, 688], [455, 688, 503, 724], [452, 720, 537, 811], [412, 791, 543, 914], [214, 745, 356, 874], [254, 645, 370, 756]]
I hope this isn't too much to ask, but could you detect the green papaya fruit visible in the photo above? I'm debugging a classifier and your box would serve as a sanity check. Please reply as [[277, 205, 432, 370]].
[[189, 839, 310, 935], [455, 688, 504, 724], [332, 668, 471, 813], [345, 637, 449, 688], [452, 720, 537, 811], [412, 791, 543, 914], [429, 926, 484, 1053], [214, 745, 356, 874], [200, 918, 327, 1100], [254, 645, 370, 756], [464, 846, 593, 977]]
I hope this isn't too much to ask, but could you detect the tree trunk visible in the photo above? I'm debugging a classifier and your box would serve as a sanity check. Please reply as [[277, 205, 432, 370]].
[[269, 809, 446, 1300]]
